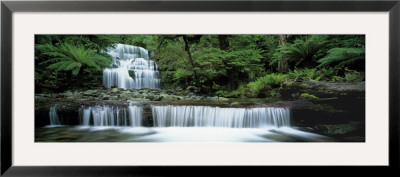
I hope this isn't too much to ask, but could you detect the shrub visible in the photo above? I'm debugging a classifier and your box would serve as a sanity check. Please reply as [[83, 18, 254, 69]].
[[247, 73, 287, 97]]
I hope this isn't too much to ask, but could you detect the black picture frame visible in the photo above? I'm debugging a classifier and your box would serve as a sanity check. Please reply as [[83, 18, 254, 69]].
[[1, 0, 399, 176]]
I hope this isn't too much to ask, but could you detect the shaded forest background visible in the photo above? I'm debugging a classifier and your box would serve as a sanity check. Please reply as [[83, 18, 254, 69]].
[[35, 35, 365, 98]]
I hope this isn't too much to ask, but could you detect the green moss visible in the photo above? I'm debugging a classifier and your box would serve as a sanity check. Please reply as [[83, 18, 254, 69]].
[[344, 71, 364, 82], [300, 93, 319, 101], [175, 91, 184, 96]]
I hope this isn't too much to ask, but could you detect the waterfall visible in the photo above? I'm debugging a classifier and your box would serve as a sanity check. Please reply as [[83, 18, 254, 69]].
[[79, 105, 143, 127], [151, 105, 291, 128], [103, 44, 161, 89], [49, 106, 62, 125]]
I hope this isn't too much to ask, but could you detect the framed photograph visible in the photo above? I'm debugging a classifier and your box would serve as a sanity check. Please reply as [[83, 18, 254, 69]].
[[1, 0, 399, 176]]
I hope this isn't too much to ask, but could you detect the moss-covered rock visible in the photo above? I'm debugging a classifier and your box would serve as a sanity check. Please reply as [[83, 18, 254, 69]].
[[111, 88, 119, 93], [315, 124, 359, 135], [175, 91, 184, 96], [300, 93, 319, 101]]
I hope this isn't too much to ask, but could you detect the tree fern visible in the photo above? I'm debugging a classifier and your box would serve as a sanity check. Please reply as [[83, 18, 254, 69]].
[[317, 48, 365, 68], [38, 43, 113, 76], [271, 35, 327, 70]]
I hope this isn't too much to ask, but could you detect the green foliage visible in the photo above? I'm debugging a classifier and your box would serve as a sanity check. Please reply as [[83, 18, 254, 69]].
[[300, 93, 319, 101], [174, 68, 193, 86], [34, 34, 366, 95], [193, 47, 227, 87], [216, 84, 248, 98], [225, 49, 264, 81], [118, 35, 159, 51], [246, 73, 287, 97], [343, 68, 365, 82], [318, 48, 365, 69], [37, 43, 112, 76], [271, 35, 328, 69], [287, 68, 339, 81]]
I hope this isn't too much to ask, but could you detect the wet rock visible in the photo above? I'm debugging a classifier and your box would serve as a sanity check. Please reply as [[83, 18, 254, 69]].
[[145, 95, 155, 101], [66, 96, 75, 100], [55, 94, 66, 98], [141, 93, 148, 98], [132, 92, 142, 98], [175, 86, 183, 91], [83, 90, 98, 96], [128, 70, 135, 78], [151, 90, 160, 94], [159, 93, 176, 101], [184, 92, 195, 96], [315, 124, 359, 135], [119, 91, 133, 100], [218, 97, 230, 101], [102, 96, 110, 100], [111, 88, 119, 93], [166, 90, 175, 94], [129, 98, 150, 101], [175, 91, 184, 96], [35, 95, 46, 100], [306, 80, 365, 92], [186, 86, 199, 93], [280, 79, 365, 99], [153, 96, 163, 101]]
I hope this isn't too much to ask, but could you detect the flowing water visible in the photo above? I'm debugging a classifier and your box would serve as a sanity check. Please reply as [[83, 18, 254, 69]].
[[103, 44, 161, 89], [38, 104, 333, 142], [151, 105, 291, 128], [79, 105, 143, 127], [37, 43, 336, 142], [46, 106, 63, 127]]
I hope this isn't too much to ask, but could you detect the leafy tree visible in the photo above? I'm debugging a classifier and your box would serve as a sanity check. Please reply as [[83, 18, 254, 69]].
[[34, 34, 366, 95]]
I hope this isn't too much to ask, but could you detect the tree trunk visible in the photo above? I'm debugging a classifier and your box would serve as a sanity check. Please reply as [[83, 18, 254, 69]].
[[218, 35, 229, 51], [182, 36, 201, 89], [279, 35, 289, 73]]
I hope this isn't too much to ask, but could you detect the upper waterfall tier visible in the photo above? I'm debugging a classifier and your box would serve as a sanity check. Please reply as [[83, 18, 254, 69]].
[[103, 44, 161, 89], [108, 44, 150, 60]]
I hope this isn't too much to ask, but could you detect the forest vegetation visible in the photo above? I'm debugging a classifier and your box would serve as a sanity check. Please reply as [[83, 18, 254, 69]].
[[35, 35, 365, 98]]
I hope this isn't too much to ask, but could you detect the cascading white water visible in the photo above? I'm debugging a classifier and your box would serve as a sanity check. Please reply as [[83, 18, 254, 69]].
[[79, 105, 143, 127], [151, 105, 291, 128], [103, 44, 161, 89], [49, 106, 62, 125]]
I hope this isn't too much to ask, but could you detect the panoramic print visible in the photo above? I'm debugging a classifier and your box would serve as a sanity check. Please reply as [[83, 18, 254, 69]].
[[34, 35, 365, 142]]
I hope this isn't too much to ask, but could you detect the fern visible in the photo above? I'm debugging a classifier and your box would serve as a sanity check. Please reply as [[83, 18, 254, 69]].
[[38, 43, 113, 76], [271, 35, 327, 70], [246, 73, 288, 97], [317, 48, 365, 68]]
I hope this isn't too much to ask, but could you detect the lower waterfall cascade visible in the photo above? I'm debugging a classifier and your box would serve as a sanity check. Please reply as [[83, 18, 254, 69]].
[[151, 105, 291, 128], [51, 104, 291, 129], [79, 105, 143, 127], [49, 106, 62, 125]]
